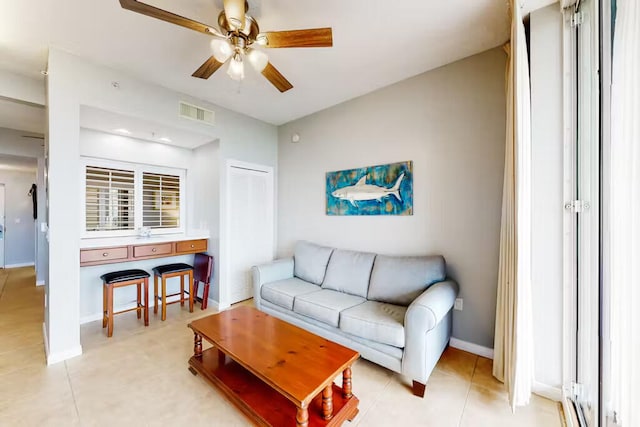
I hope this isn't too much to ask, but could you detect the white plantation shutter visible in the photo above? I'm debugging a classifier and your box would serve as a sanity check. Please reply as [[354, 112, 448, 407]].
[[142, 172, 181, 229], [85, 166, 135, 231]]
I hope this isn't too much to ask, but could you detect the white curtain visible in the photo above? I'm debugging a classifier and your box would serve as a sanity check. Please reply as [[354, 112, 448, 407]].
[[609, 0, 640, 425], [492, 0, 534, 410]]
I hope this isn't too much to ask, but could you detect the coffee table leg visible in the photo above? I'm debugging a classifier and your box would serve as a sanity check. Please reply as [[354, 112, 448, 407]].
[[343, 366, 353, 399], [322, 384, 334, 420], [193, 332, 202, 358], [296, 406, 309, 427]]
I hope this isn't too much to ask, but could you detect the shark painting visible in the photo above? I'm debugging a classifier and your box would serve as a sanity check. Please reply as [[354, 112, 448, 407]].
[[326, 161, 413, 216], [331, 173, 405, 207]]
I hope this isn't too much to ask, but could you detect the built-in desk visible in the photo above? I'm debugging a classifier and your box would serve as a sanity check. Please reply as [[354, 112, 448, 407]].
[[80, 234, 209, 267]]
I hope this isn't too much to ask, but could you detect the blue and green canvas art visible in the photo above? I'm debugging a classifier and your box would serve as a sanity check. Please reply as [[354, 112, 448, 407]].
[[326, 161, 413, 216]]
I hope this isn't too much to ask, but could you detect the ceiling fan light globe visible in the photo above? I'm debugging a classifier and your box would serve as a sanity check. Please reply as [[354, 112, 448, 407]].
[[211, 39, 232, 62], [227, 55, 245, 81], [247, 49, 268, 72]]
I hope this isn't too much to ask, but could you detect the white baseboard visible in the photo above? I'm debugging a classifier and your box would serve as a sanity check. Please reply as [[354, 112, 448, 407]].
[[450, 338, 495, 359], [80, 297, 221, 324], [532, 381, 563, 402], [42, 322, 83, 365], [5, 262, 35, 268], [36, 280, 45, 286]]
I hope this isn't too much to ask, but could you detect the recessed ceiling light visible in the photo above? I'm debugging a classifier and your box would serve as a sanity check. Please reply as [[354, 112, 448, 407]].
[[114, 128, 131, 135], [158, 137, 172, 143]]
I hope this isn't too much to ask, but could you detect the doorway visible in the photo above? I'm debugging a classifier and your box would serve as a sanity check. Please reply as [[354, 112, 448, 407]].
[[225, 161, 274, 305]]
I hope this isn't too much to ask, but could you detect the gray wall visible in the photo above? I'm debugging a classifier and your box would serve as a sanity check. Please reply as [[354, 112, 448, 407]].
[[0, 169, 37, 266], [277, 48, 506, 348], [530, 4, 564, 388]]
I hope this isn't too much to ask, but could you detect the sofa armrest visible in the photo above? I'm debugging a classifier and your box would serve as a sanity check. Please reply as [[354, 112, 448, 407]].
[[252, 258, 294, 307], [402, 280, 459, 383]]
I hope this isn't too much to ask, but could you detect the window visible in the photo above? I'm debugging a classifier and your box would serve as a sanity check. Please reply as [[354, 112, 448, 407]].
[[142, 172, 181, 229], [85, 166, 135, 232], [81, 159, 185, 237]]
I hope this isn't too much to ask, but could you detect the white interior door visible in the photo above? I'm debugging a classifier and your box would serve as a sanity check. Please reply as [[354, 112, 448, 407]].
[[227, 163, 274, 304], [0, 184, 5, 268]]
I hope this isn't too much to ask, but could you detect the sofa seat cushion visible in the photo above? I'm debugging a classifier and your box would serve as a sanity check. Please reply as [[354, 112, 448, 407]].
[[261, 278, 320, 311], [368, 255, 446, 306], [321, 249, 376, 298], [294, 241, 334, 285], [293, 289, 366, 327], [339, 301, 407, 348]]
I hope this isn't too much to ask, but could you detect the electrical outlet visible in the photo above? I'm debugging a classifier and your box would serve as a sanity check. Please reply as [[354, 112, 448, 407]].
[[454, 298, 463, 311]]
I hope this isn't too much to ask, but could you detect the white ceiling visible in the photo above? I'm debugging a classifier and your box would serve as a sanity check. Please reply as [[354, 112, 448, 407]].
[[0, 99, 45, 134], [80, 106, 216, 149], [1, 0, 514, 125]]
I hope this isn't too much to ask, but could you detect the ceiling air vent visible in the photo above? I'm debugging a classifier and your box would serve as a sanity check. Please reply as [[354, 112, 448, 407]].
[[179, 101, 215, 126]]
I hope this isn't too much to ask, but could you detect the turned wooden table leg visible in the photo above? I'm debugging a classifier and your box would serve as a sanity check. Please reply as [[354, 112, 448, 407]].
[[296, 406, 309, 427], [193, 333, 203, 358], [343, 366, 353, 399], [322, 384, 334, 420]]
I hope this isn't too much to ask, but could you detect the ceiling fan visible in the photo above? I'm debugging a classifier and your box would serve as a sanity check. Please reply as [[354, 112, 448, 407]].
[[119, 0, 333, 92]]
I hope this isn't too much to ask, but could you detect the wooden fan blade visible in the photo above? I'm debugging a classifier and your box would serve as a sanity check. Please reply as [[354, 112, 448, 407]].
[[119, 0, 213, 36], [192, 56, 225, 79], [261, 62, 293, 92], [263, 28, 333, 48]]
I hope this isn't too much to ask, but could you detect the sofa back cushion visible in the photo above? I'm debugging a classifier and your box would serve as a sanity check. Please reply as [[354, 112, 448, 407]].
[[367, 255, 446, 306], [294, 241, 334, 285], [321, 249, 376, 298]]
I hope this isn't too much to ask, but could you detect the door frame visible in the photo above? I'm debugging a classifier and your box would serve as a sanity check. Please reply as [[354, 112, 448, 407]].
[[219, 159, 275, 310]]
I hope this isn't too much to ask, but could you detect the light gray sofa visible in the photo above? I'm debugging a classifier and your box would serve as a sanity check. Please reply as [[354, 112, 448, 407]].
[[252, 241, 459, 397]]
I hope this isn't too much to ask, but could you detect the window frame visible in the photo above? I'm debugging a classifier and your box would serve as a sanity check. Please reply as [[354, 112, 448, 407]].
[[80, 158, 186, 238]]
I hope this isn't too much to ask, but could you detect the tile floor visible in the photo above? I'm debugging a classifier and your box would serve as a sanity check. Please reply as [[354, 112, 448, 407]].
[[0, 267, 564, 426]]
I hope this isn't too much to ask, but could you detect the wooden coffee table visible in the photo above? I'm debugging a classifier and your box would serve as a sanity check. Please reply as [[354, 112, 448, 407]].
[[187, 306, 360, 426]]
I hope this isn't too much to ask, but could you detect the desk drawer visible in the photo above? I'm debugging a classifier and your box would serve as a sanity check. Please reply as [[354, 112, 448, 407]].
[[133, 243, 173, 258], [81, 246, 129, 264], [176, 239, 207, 254]]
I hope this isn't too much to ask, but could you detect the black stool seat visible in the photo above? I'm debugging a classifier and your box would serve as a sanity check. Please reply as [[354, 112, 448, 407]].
[[101, 269, 150, 284], [152, 263, 193, 275]]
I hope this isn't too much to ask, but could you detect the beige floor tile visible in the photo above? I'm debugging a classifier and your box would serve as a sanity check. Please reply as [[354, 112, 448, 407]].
[[0, 267, 563, 426], [434, 346, 479, 382], [460, 383, 562, 427]]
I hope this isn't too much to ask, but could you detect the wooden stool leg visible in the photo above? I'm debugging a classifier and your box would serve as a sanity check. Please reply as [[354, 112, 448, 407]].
[[153, 274, 158, 315], [107, 284, 114, 338], [202, 282, 210, 310], [161, 275, 167, 321], [143, 278, 149, 326], [180, 274, 185, 307], [188, 270, 194, 313], [136, 282, 142, 319], [102, 283, 107, 328]]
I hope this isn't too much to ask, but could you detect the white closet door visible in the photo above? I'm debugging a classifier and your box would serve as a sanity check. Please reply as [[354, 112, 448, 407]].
[[227, 165, 274, 304]]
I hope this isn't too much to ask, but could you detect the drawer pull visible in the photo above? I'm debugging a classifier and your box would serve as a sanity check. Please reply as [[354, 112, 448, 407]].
[[102, 252, 109, 257], [190, 244, 195, 248], [152, 248, 157, 253]]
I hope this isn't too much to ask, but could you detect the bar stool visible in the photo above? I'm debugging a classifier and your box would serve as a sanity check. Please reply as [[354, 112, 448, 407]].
[[192, 253, 214, 310], [101, 269, 150, 338], [152, 263, 194, 321]]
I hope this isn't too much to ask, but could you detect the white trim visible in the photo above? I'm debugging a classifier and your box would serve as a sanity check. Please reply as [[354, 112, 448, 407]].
[[42, 322, 49, 361], [36, 280, 45, 286], [533, 381, 563, 401], [5, 262, 35, 268], [79, 296, 221, 324], [47, 345, 83, 365], [450, 338, 494, 359]]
